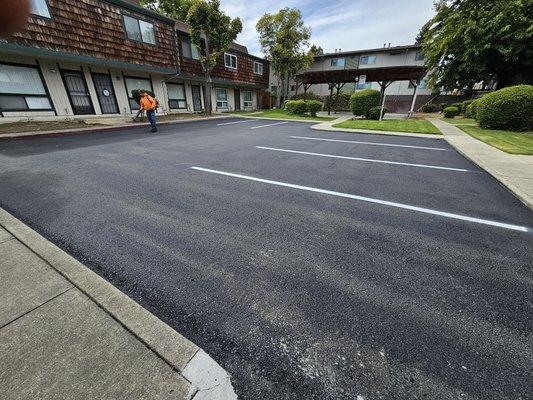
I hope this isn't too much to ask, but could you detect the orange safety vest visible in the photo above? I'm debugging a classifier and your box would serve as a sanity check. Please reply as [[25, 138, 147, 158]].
[[140, 95, 157, 111]]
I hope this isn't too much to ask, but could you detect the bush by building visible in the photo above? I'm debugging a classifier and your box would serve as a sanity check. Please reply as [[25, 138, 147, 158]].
[[477, 85, 533, 131], [461, 100, 474, 115], [350, 89, 381, 117], [420, 103, 440, 113], [323, 92, 352, 111], [443, 106, 460, 118], [367, 106, 387, 120], [306, 100, 324, 117], [290, 92, 322, 102], [285, 100, 308, 115]]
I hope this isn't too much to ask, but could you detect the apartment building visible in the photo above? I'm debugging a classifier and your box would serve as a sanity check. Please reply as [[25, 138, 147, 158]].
[[0, 0, 268, 121], [275, 45, 434, 113], [166, 21, 269, 113]]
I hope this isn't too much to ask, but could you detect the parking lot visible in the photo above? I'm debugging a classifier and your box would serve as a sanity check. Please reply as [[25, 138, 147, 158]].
[[1, 118, 532, 399]]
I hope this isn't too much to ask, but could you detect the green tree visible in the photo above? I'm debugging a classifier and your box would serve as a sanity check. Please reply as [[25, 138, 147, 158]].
[[256, 8, 313, 107], [140, 0, 192, 20], [419, 0, 532, 91], [141, 0, 242, 114], [187, 0, 242, 114]]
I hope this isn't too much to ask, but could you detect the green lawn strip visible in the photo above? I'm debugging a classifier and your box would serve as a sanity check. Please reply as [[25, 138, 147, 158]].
[[441, 118, 477, 126], [459, 126, 533, 155], [333, 119, 441, 134], [230, 110, 334, 121]]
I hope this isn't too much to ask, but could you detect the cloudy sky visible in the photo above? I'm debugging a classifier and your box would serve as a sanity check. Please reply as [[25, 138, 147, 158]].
[[220, 0, 436, 56]]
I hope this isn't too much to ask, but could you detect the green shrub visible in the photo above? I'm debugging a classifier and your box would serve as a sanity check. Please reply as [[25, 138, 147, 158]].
[[420, 103, 439, 113], [461, 100, 474, 115], [443, 106, 460, 118], [306, 100, 323, 117], [439, 103, 450, 111], [290, 92, 322, 102], [477, 85, 533, 131], [350, 89, 381, 117], [131, 89, 156, 105], [285, 99, 308, 115], [469, 99, 481, 121], [451, 102, 463, 111], [465, 104, 473, 118], [367, 106, 387, 120], [323, 92, 352, 111]]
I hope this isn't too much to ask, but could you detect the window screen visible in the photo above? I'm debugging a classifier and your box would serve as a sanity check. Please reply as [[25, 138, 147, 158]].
[[30, 0, 51, 18]]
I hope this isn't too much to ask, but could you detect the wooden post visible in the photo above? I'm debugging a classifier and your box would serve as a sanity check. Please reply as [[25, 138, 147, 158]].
[[328, 83, 334, 115], [409, 79, 419, 116]]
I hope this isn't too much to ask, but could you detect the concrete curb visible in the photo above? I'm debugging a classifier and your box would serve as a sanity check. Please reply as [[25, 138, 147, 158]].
[[0, 207, 237, 399], [0, 115, 232, 141]]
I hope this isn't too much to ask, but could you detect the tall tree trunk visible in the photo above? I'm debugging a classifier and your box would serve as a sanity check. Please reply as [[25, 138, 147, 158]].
[[204, 37, 213, 115], [276, 75, 282, 108]]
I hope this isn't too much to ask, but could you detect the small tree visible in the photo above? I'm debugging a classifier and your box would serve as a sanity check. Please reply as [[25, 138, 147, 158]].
[[187, 0, 242, 114], [256, 8, 313, 107], [141, 0, 241, 115]]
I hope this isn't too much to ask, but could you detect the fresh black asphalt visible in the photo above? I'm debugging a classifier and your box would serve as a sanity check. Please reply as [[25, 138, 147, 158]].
[[1, 119, 532, 400]]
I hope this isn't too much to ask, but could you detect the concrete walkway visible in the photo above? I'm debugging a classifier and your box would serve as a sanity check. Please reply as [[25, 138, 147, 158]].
[[430, 118, 533, 209], [0, 208, 237, 400]]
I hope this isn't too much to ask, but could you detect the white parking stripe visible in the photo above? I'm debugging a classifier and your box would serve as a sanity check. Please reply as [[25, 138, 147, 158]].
[[251, 121, 289, 130], [256, 146, 471, 172], [191, 167, 529, 233], [217, 120, 255, 126], [290, 136, 449, 151]]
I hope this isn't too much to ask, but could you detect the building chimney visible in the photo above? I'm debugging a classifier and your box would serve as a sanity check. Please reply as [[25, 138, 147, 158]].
[[388, 43, 391, 48], [383, 43, 387, 48]]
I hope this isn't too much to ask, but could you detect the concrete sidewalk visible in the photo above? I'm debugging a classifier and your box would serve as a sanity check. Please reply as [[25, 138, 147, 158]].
[[0, 208, 237, 400], [430, 118, 533, 209]]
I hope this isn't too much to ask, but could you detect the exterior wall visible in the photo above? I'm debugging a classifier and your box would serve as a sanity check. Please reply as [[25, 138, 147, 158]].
[[7, 0, 177, 71]]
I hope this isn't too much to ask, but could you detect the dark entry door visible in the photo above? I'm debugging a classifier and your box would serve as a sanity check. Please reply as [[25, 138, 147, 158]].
[[191, 85, 203, 112], [234, 89, 241, 111], [92, 73, 119, 114], [61, 70, 94, 115]]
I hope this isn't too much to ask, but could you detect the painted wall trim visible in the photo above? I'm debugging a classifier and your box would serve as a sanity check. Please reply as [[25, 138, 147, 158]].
[[0, 43, 176, 75]]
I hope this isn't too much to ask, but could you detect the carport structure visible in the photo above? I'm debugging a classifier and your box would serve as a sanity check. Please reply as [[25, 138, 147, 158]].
[[294, 47, 427, 115]]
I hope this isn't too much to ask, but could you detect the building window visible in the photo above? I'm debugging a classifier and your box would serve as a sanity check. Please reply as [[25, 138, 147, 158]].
[[415, 51, 425, 61], [356, 82, 372, 90], [270, 85, 277, 94], [167, 83, 187, 109], [30, 0, 51, 18], [124, 77, 152, 110], [360, 55, 377, 65], [0, 63, 52, 112], [216, 88, 228, 108], [330, 58, 346, 67], [243, 91, 253, 108], [123, 15, 156, 45], [224, 54, 237, 69], [253, 62, 263, 75], [181, 37, 200, 60]]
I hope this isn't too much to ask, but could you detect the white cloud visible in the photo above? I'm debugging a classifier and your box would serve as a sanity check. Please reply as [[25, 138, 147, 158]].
[[220, 0, 435, 56]]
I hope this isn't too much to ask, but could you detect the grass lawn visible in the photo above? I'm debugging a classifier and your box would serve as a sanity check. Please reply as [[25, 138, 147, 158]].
[[230, 109, 335, 121], [441, 118, 477, 126], [459, 125, 533, 155], [333, 118, 441, 134]]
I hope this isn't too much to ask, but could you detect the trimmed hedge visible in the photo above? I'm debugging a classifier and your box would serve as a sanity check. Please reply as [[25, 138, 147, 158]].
[[350, 89, 381, 117], [469, 99, 482, 120], [477, 85, 533, 131], [443, 106, 460, 118], [451, 102, 464, 112], [285, 100, 308, 115], [307, 100, 323, 117], [420, 103, 439, 113], [367, 106, 387, 120]]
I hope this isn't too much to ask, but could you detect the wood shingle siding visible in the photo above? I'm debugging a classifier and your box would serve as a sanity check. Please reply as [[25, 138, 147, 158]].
[[8, 0, 177, 71]]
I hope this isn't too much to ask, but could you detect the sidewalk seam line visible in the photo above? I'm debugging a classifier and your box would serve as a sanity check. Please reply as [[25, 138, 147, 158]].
[[0, 286, 74, 331]]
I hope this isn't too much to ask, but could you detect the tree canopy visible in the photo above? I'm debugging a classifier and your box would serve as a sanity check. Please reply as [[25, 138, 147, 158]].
[[419, 0, 532, 90], [140, 0, 193, 20], [256, 8, 313, 104]]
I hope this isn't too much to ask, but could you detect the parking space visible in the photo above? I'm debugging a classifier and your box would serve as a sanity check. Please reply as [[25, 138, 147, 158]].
[[1, 118, 532, 399]]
